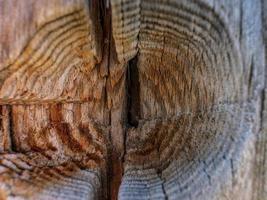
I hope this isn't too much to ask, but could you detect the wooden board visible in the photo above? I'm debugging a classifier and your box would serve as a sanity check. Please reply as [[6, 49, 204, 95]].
[[0, 0, 266, 199]]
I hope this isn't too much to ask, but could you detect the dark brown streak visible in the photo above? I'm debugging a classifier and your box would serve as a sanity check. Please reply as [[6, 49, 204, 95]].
[[7, 105, 17, 152]]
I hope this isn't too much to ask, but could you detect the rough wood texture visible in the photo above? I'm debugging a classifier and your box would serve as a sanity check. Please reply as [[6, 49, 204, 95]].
[[0, 0, 266, 199], [112, 0, 265, 200], [0, 1, 110, 199]]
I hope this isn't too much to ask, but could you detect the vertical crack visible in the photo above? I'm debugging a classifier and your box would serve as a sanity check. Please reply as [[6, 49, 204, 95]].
[[156, 169, 168, 200], [89, 1, 141, 199], [98, 0, 125, 199], [252, 1, 267, 200], [0, 105, 16, 152], [7, 105, 16, 152], [89, 1, 112, 199], [127, 55, 140, 128]]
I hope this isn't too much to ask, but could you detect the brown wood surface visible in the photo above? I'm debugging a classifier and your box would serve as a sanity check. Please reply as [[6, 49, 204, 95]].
[[0, 0, 266, 199]]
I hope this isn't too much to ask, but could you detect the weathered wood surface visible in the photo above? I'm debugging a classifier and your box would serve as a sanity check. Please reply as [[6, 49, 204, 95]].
[[0, 0, 266, 199], [0, 1, 110, 199]]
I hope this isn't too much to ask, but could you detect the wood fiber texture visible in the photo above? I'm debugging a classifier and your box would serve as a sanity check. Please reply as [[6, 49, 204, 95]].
[[0, 1, 109, 199], [0, 0, 266, 200]]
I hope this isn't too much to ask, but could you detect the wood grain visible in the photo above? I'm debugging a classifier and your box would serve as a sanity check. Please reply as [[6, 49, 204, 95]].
[[0, 1, 110, 199], [0, 0, 266, 199], [111, 0, 266, 200]]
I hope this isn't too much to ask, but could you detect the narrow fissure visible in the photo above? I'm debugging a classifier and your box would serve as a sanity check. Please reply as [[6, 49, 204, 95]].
[[98, 1, 125, 200], [127, 55, 140, 128], [90, 1, 141, 199], [89, 1, 114, 199], [7, 105, 16, 152], [0, 106, 2, 131]]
